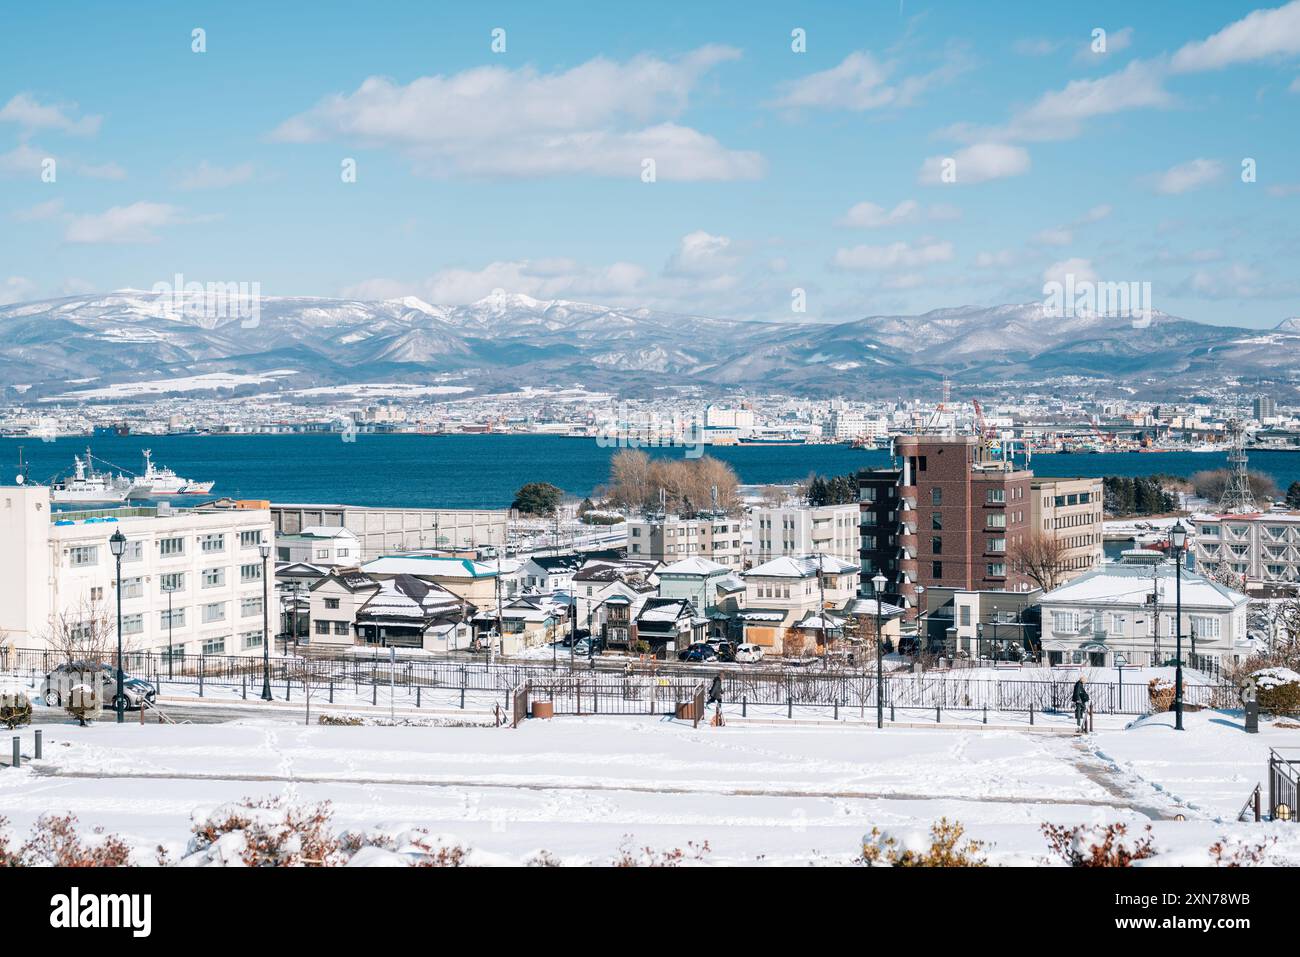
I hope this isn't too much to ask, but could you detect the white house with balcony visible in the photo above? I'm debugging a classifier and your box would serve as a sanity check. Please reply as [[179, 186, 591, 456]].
[[1039, 550, 1249, 668], [275, 525, 360, 567], [1192, 509, 1300, 589], [749, 502, 859, 564]]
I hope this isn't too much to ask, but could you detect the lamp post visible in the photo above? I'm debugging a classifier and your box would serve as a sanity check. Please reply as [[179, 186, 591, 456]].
[[1116, 653, 1127, 708], [872, 571, 886, 729], [991, 604, 999, 665], [914, 585, 926, 658], [1171, 521, 1187, 731], [259, 542, 272, 700], [109, 529, 126, 723]]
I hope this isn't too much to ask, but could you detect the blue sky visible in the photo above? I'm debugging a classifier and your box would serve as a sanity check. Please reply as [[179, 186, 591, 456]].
[[2, 0, 1299, 327]]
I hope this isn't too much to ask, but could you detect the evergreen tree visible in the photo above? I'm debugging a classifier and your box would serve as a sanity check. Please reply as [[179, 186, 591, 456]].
[[511, 482, 563, 516], [1288, 481, 1300, 509]]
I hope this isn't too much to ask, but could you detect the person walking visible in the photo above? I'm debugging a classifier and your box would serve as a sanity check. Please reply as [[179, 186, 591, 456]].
[[1072, 675, 1090, 733], [707, 673, 724, 706]]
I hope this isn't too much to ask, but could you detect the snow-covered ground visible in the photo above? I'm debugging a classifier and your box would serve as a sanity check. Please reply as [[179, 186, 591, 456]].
[[3, 706, 1298, 865]]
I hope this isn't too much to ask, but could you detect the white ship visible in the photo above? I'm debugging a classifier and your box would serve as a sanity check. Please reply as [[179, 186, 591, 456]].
[[50, 450, 132, 504], [126, 449, 215, 499]]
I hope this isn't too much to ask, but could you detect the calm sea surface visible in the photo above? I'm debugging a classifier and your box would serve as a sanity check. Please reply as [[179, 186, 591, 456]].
[[3, 434, 1297, 509]]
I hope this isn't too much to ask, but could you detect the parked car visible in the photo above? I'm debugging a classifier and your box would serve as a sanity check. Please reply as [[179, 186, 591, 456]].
[[680, 643, 718, 663], [734, 643, 765, 664], [572, 636, 605, 657], [41, 661, 157, 710], [710, 640, 737, 663]]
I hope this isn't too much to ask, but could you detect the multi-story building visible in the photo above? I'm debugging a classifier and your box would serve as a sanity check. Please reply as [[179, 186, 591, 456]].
[[271, 502, 507, 560], [1193, 509, 1300, 589], [626, 513, 744, 569], [858, 435, 1034, 619], [0, 485, 274, 657], [1039, 550, 1249, 668], [750, 502, 859, 564], [275, 525, 361, 566], [1253, 395, 1277, 421], [736, 554, 859, 654], [1030, 477, 1105, 583]]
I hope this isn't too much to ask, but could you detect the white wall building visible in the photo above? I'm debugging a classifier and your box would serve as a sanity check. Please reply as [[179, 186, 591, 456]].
[[275, 526, 361, 567], [1039, 552, 1249, 668], [750, 503, 858, 564], [0, 485, 275, 657], [1193, 510, 1300, 589]]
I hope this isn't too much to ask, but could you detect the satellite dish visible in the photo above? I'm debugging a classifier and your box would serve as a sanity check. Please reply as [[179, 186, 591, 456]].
[[15, 474, 24, 485]]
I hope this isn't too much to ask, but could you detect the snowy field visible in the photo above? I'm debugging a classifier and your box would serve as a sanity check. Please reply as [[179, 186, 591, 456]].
[[3, 706, 1299, 866]]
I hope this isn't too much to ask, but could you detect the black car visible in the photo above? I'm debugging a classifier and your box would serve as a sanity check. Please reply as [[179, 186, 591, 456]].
[[680, 643, 718, 663], [41, 662, 157, 710]]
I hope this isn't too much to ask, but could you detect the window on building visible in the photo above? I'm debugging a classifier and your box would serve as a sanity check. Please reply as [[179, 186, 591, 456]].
[[987, 513, 1006, 528], [931, 489, 942, 506], [986, 489, 1006, 504], [931, 512, 942, 530], [315, 620, 331, 635], [325, 597, 340, 609], [120, 577, 143, 599], [240, 563, 262, 583], [199, 533, 225, 553], [931, 536, 942, 555], [240, 530, 263, 548], [988, 537, 1006, 553], [987, 563, 1006, 577], [160, 572, 185, 592], [159, 536, 185, 556], [202, 568, 225, 588], [201, 636, 225, 655], [333, 621, 350, 635], [160, 607, 186, 629], [120, 613, 144, 636], [932, 561, 942, 578], [121, 540, 143, 563], [69, 545, 98, 568], [241, 596, 263, 617], [1190, 615, 1221, 640], [242, 631, 263, 650], [201, 602, 226, 624]]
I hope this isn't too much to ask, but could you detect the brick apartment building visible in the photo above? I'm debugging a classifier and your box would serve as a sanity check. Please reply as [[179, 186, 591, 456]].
[[859, 435, 1034, 617]]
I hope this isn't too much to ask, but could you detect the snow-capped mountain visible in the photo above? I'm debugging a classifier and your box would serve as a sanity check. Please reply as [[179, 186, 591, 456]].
[[0, 290, 1294, 400]]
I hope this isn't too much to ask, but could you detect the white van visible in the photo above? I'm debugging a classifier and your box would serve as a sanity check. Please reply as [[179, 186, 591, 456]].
[[735, 643, 765, 664]]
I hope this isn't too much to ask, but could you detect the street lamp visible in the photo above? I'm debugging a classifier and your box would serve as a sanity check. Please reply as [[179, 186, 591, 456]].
[[259, 542, 272, 701], [914, 585, 926, 658], [1171, 521, 1187, 731], [108, 529, 126, 723], [1116, 653, 1127, 708], [872, 571, 887, 729], [991, 604, 999, 665]]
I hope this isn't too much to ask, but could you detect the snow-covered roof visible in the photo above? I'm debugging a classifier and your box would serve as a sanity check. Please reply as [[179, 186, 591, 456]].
[[296, 525, 359, 540], [1041, 561, 1247, 612], [659, 557, 730, 577], [357, 575, 465, 622], [745, 554, 858, 578], [362, 556, 498, 578]]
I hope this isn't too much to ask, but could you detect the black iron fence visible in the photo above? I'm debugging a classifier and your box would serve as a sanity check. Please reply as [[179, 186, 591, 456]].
[[4, 646, 1237, 717], [1269, 749, 1300, 822]]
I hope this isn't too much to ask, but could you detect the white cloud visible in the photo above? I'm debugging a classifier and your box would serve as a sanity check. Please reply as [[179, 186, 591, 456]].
[[975, 249, 1017, 268], [664, 231, 739, 277], [770, 49, 970, 113], [1080, 203, 1113, 223], [0, 276, 37, 305], [0, 93, 101, 136], [271, 47, 762, 181], [927, 203, 963, 221], [831, 240, 954, 271], [178, 161, 255, 189], [1015, 38, 1062, 57], [918, 143, 1030, 184], [1042, 257, 1098, 286], [76, 160, 126, 180], [1153, 158, 1223, 194], [0, 141, 48, 177], [64, 202, 188, 244], [1171, 0, 1300, 72], [993, 59, 1172, 142], [836, 199, 919, 228], [12, 199, 64, 222]]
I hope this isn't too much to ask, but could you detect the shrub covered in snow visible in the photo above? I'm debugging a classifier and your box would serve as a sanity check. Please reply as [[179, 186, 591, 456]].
[[859, 818, 987, 867], [183, 799, 342, 867], [1148, 678, 1174, 713], [0, 686, 31, 729], [0, 814, 132, 867], [1251, 668, 1300, 715], [611, 836, 712, 867], [1041, 822, 1156, 867]]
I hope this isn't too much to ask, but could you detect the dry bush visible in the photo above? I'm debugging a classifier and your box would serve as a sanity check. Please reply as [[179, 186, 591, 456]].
[[338, 827, 469, 866], [1209, 834, 1277, 867], [1041, 822, 1156, 867], [612, 836, 711, 867], [1148, 678, 1174, 713], [3, 813, 132, 867], [859, 818, 987, 867], [524, 850, 563, 867], [189, 798, 340, 866]]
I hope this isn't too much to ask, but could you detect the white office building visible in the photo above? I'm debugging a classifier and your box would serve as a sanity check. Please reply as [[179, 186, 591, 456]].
[[750, 503, 859, 564], [0, 485, 275, 657]]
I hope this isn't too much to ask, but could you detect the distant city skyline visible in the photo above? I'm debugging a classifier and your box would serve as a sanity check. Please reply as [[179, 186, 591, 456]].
[[3, 0, 1299, 327]]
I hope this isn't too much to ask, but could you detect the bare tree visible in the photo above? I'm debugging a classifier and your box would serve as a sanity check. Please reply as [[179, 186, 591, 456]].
[[1008, 532, 1068, 593], [289, 657, 331, 726], [42, 597, 123, 665]]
